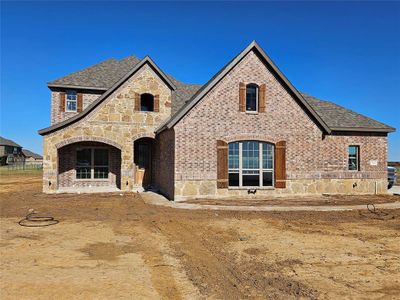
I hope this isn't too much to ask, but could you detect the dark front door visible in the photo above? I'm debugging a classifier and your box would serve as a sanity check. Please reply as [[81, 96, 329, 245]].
[[135, 141, 152, 187]]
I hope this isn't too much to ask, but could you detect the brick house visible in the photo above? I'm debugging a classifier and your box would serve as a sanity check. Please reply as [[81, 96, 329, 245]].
[[39, 41, 395, 200], [0, 136, 25, 166]]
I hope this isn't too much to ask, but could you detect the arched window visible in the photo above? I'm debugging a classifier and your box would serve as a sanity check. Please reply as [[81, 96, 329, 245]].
[[228, 141, 274, 187], [246, 84, 258, 112], [140, 93, 154, 112]]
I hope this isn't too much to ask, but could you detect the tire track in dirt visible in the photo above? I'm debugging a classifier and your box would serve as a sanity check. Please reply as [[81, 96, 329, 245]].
[[112, 198, 200, 300], [151, 216, 317, 299]]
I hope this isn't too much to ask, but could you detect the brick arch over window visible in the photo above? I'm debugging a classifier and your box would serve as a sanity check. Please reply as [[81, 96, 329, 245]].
[[219, 134, 279, 145], [55, 136, 122, 150]]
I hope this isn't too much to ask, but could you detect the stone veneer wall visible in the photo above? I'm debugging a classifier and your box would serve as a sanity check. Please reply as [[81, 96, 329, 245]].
[[43, 64, 172, 193], [51, 90, 103, 125], [172, 50, 388, 200]]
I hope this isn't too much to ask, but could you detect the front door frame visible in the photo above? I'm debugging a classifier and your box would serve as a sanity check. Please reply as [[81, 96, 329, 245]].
[[134, 138, 153, 188]]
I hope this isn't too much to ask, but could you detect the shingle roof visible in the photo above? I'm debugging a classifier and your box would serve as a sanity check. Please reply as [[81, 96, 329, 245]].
[[48, 55, 201, 115], [48, 56, 141, 90], [41, 43, 395, 135], [0, 136, 22, 147], [157, 41, 394, 134], [301, 93, 394, 132], [22, 149, 42, 159]]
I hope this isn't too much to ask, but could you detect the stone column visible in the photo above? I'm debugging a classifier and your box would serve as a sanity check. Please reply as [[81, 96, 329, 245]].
[[43, 138, 58, 193], [120, 142, 134, 191]]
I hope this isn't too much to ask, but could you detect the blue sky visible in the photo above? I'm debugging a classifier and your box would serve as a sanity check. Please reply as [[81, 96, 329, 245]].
[[1, 1, 399, 160]]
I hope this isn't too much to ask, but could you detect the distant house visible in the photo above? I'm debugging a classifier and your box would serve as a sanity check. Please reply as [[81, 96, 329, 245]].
[[0, 137, 25, 166], [22, 149, 43, 165]]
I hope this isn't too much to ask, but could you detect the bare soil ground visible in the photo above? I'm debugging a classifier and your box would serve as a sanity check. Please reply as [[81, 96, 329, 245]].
[[184, 194, 399, 207], [1, 173, 400, 299]]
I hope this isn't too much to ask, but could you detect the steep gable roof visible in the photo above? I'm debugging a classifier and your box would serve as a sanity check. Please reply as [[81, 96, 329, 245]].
[[39, 56, 177, 135], [157, 41, 332, 133], [47, 55, 202, 115], [40, 42, 395, 136], [157, 41, 394, 134]]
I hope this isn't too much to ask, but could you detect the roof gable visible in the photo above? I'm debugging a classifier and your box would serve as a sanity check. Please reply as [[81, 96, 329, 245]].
[[22, 149, 42, 159], [157, 41, 332, 134], [39, 56, 176, 135]]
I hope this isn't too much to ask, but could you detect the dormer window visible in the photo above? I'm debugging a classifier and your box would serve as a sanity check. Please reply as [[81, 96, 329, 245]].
[[66, 90, 77, 112], [246, 84, 258, 112], [140, 93, 154, 112]]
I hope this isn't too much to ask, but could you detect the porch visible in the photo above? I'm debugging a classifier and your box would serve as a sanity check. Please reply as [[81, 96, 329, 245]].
[[55, 137, 158, 193]]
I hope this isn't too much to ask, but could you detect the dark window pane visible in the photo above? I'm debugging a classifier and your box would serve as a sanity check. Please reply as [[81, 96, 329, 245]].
[[140, 93, 154, 112], [67, 90, 77, 100], [348, 158, 358, 170], [94, 149, 108, 166], [138, 143, 150, 168], [263, 172, 273, 186], [76, 167, 91, 179], [348, 146, 359, 171], [77, 149, 91, 166], [94, 167, 109, 179], [246, 84, 257, 111], [229, 173, 239, 186], [243, 174, 259, 186]]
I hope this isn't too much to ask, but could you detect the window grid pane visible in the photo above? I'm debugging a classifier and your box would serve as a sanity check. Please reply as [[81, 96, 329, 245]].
[[242, 141, 259, 169], [262, 143, 273, 169], [76, 148, 109, 180], [228, 142, 239, 170], [94, 167, 109, 179], [228, 141, 274, 187], [76, 167, 91, 179], [66, 100, 77, 111]]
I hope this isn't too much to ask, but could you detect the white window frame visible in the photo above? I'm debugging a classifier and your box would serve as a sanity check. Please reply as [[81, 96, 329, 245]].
[[76, 147, 109, 180], [228, 141, 274, 188], [66, 90, 77, 112], [245, 84, 258, 113]]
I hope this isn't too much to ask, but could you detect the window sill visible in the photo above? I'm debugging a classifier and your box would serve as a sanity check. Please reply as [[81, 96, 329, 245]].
[[65, 110, 77, 113], [245, 111, 258, 115], [228, 186, 275, 190], [74, 179, 110, 182]]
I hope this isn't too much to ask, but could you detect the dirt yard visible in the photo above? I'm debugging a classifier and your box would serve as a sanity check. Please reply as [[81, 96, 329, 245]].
[[1, 173, 400, 299]]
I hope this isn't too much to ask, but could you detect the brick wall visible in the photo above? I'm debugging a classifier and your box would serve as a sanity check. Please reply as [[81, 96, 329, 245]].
[[58, 142, 121, 189], [173, 50, 387, 194], [153, 128, 175, 198], [50, 90, 103, 125]]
